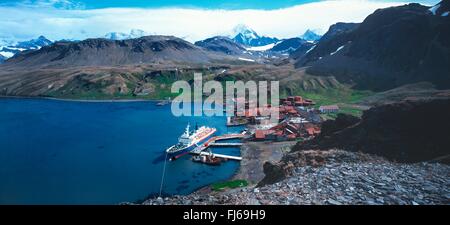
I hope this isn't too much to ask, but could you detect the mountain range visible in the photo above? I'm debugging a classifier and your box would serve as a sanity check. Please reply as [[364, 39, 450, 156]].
[[0, 30, 148, 60], [0, 1, 449, 98], [193, 25, 322, 56], [0, 25, 321, 61], [0, 36, 53, 59], [3, 36, 236, 69]]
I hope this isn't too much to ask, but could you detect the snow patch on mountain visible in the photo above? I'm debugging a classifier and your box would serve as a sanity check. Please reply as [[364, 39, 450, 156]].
[[429, 4, 440, 15], [231, 24, 279, 47], [0, 51, 14, 58], [305, 45, 316, 54], [246, 43, 277, 51], [330, 45, 345, 55], [238, 57, 255, 62], [104, 29, 150, 40]]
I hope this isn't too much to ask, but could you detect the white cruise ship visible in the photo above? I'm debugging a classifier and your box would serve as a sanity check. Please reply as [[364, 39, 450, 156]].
[[165, 124, 216, 160]]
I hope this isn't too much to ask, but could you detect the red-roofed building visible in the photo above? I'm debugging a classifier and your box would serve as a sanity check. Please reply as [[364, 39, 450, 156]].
[[303, 123, 321, 137], [281, 96, 314, 107], [254, 129, 275, 140]]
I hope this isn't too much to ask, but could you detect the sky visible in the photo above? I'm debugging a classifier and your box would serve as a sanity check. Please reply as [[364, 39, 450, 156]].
[[0, 0, 440, 43]]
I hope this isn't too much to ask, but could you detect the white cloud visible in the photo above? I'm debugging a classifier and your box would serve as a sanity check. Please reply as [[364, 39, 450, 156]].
[[9, 0, 85, 9], [0, 0, 438, 43]]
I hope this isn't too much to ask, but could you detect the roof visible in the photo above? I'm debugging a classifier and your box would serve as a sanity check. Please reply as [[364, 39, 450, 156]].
[[306, 127, 321, 135], [255, 130, 265, 139], [255, 129, 274, 139]]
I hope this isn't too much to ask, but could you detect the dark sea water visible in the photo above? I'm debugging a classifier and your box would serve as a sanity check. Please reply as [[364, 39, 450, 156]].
[[0, 98, 241, 204]]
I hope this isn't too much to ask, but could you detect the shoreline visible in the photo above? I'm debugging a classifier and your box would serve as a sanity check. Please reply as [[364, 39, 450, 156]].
[[0, 95, 160, 103], [0, 95, 219, 104]]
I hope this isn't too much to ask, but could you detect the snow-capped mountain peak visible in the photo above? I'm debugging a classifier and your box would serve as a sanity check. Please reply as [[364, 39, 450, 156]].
[[15, 36, 53, 49], [232, 24, 259, 39], [300, 29, 322, 42], [104, 29, 149, 40], [231, 24, 279, 47]]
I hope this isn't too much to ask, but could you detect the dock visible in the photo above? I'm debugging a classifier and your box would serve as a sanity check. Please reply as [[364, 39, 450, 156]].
[[209, 142, 242, 147], [190, 133, 246, 161], [198, 151, 242, 161]]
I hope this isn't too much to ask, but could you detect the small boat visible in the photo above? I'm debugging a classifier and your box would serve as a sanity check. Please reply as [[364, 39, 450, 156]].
[[192, 153, 222, 166], [156, 97, 171, 106]]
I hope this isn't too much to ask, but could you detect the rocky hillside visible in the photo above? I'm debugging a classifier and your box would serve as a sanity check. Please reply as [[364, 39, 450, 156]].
[[0, 35, 252, 98], [359, 82, 450, 106], [194, 36, 247, 55], [295, 2, 450, 91], [318, 22, 359, 42], [291, 22, 359, 62], [1, 36, 231, 69], [294, 98, 450, 163], [270, 38, 313, 54], [141, 150, 450, 205]]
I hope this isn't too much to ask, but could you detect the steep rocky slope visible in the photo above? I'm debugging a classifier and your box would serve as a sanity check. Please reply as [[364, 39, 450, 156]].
[[140, 150, 450, 205], [295, 3, 450, 91], [271, 37, 313, 54], [291, 22, 358, 62], [293, 98, 450, 163], [194, 36, 247, 55]]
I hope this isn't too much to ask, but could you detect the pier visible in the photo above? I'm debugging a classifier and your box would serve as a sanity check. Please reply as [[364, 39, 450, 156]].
[[198, 151, 242, 161], [209, 142, 242, 147], [190, 133, 246, 161]]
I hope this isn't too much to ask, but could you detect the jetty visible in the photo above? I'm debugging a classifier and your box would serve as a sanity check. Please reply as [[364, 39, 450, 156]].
[[190, 133, 246, 161], [209, 142, 242, 147], [198, 151, 242, 161]]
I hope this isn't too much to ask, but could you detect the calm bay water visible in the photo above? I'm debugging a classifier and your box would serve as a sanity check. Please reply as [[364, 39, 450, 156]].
[[0, 98, 241, 204]]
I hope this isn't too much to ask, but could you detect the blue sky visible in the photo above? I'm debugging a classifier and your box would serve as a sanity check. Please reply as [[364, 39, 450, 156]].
[[0, 0, 324, 10], [0, 0, 438, 9], [0, 0, 440, 43]]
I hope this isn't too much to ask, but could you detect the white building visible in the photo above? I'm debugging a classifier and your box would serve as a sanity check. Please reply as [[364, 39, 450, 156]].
[[319, 105, 340, 113]]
